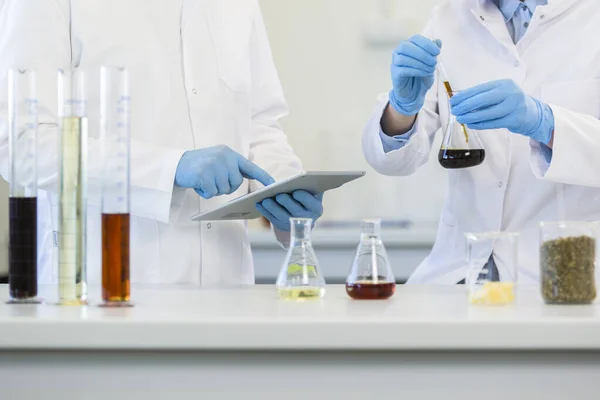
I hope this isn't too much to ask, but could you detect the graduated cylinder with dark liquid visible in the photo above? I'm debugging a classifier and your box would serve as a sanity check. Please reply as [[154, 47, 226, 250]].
[[100, 66, 132, 307], [102, 213, 130, 303], [7, 68, 39, 303], [9, 198, 37, 301]]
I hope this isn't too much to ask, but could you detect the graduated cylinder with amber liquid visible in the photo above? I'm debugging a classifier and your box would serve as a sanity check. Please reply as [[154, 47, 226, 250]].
[[100, 66, 132, 307]]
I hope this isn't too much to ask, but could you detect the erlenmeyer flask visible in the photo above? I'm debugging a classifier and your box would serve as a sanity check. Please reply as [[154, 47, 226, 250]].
[[438, 110, 486, 169], [276, 218, 326, 300], [346, 219, 396, 300]]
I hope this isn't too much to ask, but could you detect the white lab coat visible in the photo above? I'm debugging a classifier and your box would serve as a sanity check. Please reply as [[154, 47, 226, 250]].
[[0, 0, 301, 285], [363, 0, 600, 284]]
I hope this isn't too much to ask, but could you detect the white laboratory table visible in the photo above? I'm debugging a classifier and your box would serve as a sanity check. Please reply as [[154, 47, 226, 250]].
[[1, 284, 600, 400]]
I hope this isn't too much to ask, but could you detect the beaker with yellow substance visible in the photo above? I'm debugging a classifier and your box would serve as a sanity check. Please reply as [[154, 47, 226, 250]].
[[465, 232, 519, 306], [276, 218, 326, 300]]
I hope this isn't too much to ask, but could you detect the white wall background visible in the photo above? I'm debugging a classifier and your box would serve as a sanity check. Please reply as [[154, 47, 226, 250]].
[[259, 0, 447, 224]]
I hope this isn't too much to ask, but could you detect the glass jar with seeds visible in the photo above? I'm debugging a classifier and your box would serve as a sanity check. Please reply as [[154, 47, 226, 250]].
[[540, 222, 597, 304]]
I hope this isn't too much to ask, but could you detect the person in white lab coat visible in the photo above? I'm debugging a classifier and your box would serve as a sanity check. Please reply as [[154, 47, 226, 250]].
[[363, 0, 600, 284], [0, 0, 323, 285]]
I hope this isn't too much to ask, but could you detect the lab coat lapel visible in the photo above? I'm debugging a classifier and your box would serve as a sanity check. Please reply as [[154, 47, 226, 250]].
[[470, 1, 517, 55], [540, 0, 580, 22]]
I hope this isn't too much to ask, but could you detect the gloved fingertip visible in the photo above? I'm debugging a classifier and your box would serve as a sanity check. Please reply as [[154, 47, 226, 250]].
[[257, 171, 275, 187], [434, 39, 442, 48], [291, 190, 307, 199], [264, 176, 276, 186]]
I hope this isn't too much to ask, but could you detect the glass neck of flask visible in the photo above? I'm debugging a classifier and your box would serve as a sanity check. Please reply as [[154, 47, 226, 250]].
[[360, 219, 382, 240], [290, 218, 313, 246]]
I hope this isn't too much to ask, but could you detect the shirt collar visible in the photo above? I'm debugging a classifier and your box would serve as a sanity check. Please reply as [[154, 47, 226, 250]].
[[494, 0, 548, 22], [495, 0, 524, 22]]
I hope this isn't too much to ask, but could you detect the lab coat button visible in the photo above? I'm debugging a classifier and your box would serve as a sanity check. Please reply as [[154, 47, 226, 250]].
[[524, 22, 529, 28], [498, 181, 503, 188], [192, 88, 197, 94], [514, 60, 520, 67], [207, 223, 212, 229], [540, 14, 545, 20]]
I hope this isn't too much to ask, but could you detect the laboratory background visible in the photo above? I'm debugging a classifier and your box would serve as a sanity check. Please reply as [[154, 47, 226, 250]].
[[3, 0, 600, 398], [0, 0, 443, 284]]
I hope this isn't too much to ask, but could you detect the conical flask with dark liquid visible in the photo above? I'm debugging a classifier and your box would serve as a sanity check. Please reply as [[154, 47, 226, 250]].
[[346, 219, 396, 300], [438, 81, 486, 169]]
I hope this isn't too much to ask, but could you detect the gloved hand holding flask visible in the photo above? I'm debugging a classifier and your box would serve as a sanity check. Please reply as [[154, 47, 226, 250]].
[[450, 79, 555, 146]]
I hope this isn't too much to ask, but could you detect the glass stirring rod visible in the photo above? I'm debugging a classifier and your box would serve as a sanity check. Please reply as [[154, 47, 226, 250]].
[[438, 59, 469, 144]]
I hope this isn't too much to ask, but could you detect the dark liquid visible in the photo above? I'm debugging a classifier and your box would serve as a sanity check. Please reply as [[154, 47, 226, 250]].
[[9, 197, 37, 300], [438, 149, 485, 169], [102, 213, 130, 303], [346, 281, 396, 300]]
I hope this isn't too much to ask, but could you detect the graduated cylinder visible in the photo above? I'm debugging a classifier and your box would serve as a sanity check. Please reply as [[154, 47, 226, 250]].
[[100, 66, 131, 306], [57, 69, 88, 305], [7, 69, 39, 303]]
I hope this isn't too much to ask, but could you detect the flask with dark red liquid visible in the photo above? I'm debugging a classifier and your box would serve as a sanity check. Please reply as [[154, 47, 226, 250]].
[[346, 219, 396, 300]]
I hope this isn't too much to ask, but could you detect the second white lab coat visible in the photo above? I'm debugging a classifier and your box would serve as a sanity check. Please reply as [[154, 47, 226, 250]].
[[0, 0, 301, 285], [363, 0, 600, 284]]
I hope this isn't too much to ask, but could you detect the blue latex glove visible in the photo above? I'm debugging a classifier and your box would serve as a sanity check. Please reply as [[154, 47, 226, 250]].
[[256, 191, 324, 232], [450, 79, 555, 145], [175, 145, 274, 199], [389, 35, 442, 116]]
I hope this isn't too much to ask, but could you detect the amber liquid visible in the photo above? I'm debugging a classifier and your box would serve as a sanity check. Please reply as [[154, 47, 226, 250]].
[[438, 149, 485, 169], [346, 281, 396, 300], [8, 197, 37, 300], [443, 80, 470, 143], [102, 213, 130, 304]]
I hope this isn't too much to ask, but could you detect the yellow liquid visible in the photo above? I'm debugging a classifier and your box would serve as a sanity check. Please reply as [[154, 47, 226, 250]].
[[58, 116, 88, 305], [469, 282, 515, 305], [286, 264, 317, 275], [278, 287, 324, 301]]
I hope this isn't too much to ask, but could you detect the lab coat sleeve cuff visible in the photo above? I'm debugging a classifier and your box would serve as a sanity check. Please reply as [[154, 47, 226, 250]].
[[363, 96, 431, 176], [162, 150, 187, 224], [528, 103, 600, 186], [379, 123, 417, 153], [131, 147, 186, 224], [273, 226, 291, 249], [529, 139, 553, 178]]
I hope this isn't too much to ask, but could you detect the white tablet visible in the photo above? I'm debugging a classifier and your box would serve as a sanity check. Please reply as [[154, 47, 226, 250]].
[[191, 171, 366, 221]]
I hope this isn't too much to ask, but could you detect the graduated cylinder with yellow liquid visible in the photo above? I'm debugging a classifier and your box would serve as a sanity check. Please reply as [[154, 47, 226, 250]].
[[57, 69, 88, 306], [276, 218, 326, 300]]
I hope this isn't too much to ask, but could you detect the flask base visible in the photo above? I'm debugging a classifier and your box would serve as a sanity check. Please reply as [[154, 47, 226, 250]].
[[278, 287, 324, 301], [346, 281, 396, 300], [438, 149, 485, 169]]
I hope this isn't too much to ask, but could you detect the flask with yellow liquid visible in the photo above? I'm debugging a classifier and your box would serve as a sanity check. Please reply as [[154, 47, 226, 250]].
[[276, 218, 326, 300]]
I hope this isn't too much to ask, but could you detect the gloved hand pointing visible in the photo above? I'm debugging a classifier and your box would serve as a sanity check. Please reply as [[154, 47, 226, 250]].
[[389, 35, 442, 116], [450, 79, 554, 145], [175, 145, 274, 199]]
